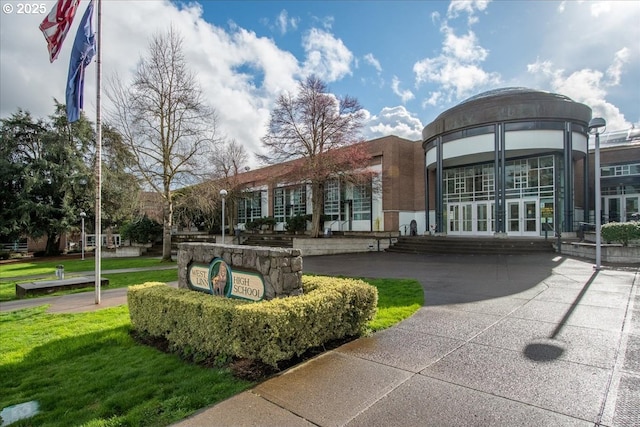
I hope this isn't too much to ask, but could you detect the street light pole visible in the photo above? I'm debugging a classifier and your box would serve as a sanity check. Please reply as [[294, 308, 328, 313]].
[[220, 189, 228, 244], [588, 117, 606, 270], [80, 211, 86, 260]]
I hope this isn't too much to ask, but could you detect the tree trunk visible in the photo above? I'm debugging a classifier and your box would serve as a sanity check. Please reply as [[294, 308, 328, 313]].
[[45, 233, 61, 256], [162, 194, 173, 261], [310, 182, 324, 238]]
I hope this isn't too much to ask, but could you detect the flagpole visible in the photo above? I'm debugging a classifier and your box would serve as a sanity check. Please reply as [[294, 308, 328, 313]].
[[94, 0, 102, 304]]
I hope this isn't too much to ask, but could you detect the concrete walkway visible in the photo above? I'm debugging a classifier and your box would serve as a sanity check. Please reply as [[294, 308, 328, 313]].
[[2, 253, 638, 426], [176, 253, 639, 427]]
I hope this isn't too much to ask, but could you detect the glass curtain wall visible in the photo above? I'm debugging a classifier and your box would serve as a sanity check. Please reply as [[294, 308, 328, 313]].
[[274, 185, 307, 223], [443, 155, 557, 235]]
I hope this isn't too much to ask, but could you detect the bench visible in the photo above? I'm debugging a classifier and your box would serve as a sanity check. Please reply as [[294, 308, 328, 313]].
[[16, 276, 109, 299]]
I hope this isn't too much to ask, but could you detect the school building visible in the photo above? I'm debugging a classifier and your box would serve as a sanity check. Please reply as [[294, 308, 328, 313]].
[[214, 87, 640, 238]]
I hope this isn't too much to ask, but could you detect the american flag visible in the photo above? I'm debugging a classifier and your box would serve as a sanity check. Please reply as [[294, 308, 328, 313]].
[[39, 0, 82, 63]]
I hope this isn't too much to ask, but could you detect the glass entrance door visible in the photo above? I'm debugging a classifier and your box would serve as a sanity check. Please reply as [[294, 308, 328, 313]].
[[475, 202, 494, 234], [447, 202, 494, 235], [461, 203, 473, 234], [625, 196, 639, 221], [507, 199, 539, 236], [448, 204, 460, 233], [607, 198, 621, 223], [523, 200, 538, 234], [507, 201, 520, 234], [604, 195, 640, 222]]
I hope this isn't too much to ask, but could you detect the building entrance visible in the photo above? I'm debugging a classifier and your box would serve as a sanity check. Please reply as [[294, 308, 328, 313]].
[[447, 202, 494, 235], [507, 199, 539, 236], [603, 195, 639, 222]]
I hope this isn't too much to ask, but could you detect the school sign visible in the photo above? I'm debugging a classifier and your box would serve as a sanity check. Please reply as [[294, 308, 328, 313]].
[[187, 258, 265, 302]]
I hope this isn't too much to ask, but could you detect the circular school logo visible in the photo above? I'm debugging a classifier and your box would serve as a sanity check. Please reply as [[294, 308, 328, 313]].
[[210, 258, 231, 296]]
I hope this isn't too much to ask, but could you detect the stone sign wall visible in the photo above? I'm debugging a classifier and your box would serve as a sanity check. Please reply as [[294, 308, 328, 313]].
[[178, 243, 303, 299]]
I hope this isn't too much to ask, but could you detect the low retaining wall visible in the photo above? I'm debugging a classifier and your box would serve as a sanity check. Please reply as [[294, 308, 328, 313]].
[[562, 242, 640, 264], [177, 243, 303, 299], [101, 246, 145, 258], [293, 237, 392, 256]]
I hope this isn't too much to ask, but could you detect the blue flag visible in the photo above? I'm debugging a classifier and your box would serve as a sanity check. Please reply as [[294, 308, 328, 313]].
[[66, 0, 95, 123]]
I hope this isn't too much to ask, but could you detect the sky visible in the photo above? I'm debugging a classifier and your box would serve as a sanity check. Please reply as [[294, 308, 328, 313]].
[[1, 0, 639, 165]]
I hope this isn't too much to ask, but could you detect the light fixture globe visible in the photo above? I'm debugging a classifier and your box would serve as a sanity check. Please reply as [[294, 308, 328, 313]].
[[220, 189, 228, 197], [588, 117, 606, 133]]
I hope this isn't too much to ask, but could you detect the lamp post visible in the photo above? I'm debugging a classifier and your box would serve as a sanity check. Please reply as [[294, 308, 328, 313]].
[[588, 117, 606, 270], [80, 211, 87, 260], [220, 189, 228, 244]]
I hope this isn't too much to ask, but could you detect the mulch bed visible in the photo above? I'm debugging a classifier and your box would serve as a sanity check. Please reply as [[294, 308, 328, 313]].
[[131, 330, 355, 382]]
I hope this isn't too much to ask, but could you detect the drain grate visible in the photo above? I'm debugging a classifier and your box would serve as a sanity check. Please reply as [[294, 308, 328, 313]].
[[614, 375, 640, 426], [623, 335, 640, 372]]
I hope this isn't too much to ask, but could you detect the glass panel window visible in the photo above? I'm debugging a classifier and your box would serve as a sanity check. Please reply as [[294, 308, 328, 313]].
[[352, 182, 371, 220], [273, 185, 306, 222], [443, 155, 554, 203], [602, 163, 640, 177], [237, 191, 262, 223], [324, 180, 340, 221], [274, 188, 285, 223]]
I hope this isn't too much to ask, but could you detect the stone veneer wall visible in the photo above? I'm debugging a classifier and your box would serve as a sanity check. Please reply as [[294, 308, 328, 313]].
[[177, 243, 303, 299]]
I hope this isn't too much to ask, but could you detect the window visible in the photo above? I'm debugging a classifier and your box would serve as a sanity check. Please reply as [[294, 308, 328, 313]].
[[352, 182, 371, 220], [274, 185, 307, 222], [443, 155, 555, 202], [602, 163, 640, 177], [237, 191, 262, 223], [324, 180, 341, 221]]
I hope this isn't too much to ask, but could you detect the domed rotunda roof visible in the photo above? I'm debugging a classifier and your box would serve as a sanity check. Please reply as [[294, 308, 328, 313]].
[[422, 87, 592, 142]]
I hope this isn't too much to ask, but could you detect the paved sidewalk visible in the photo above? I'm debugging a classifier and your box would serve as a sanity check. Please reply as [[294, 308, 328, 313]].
[[175, 253, 639, 427], [2, 253, 638, 426]]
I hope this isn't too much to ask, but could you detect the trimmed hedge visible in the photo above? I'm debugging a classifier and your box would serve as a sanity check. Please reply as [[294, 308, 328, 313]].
[[601, 221, 640, 246], [128, 277, 378, 367]]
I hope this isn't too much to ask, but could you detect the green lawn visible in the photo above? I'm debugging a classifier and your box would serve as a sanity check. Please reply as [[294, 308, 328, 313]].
[[0, 267, 178, 302], [0, 257, 171, 280], [0, 306, 252, 427], [366, 278, 424, 331], [0, 260, 423, 426], [0, 258, 178, 302]]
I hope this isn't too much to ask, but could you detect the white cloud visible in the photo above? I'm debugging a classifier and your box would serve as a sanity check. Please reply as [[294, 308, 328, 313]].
[[606, 48, 630, 86], [447, 0, 490, 25], [590, 1, 611, 17], [423, 91, 442, 108], [301, 28, 353, 82], [363, 53, 382, 73], [276, 9, 299, 35], [414, 54, 500, 101], [364, 106, 423, 140], [442, 27, 488, 62], [527, 55, 632, 131], [391, 77, 414, 103], [0, 1, 357, 165], [414, 4, 499, 106]]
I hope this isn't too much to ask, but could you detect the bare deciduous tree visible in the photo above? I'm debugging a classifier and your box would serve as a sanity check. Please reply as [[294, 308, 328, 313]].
[[210, 139, 249, 233], [260, 76, 369, 237], [108, 27, 219, 260]]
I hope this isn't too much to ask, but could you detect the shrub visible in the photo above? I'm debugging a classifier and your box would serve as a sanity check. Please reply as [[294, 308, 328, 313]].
[[601, 222, 640, 246], [128, 277, 378, 367], [284, 214, 309, 233], [0, 251, 9, 260], [258, 216, 276, 230], [120, 216, 162, 244], [245, 220, 259, 232]]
